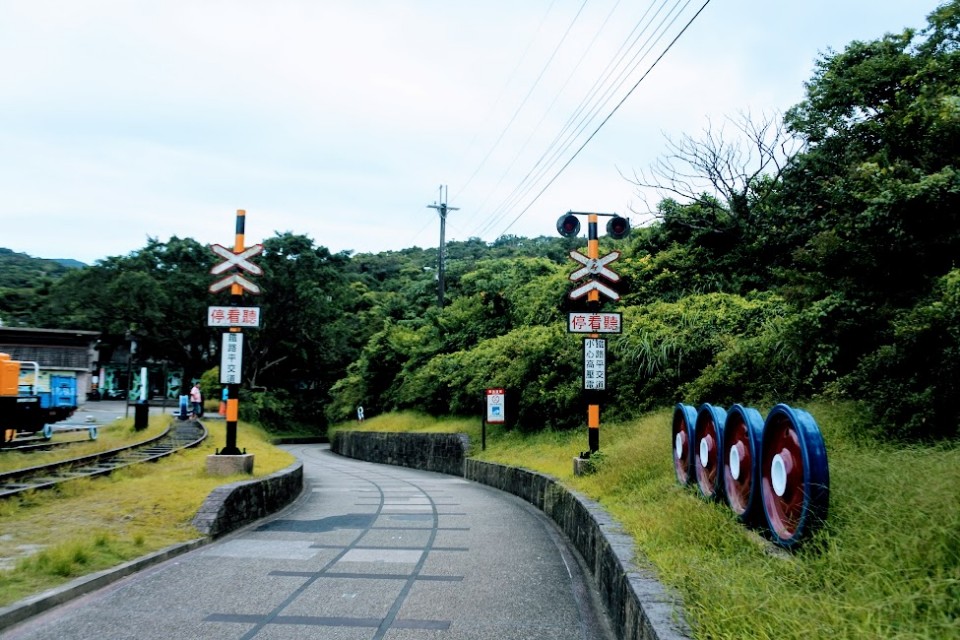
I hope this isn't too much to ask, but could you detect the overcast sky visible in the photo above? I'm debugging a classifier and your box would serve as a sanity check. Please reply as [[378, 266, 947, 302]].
[[0, 0, 937, 265]]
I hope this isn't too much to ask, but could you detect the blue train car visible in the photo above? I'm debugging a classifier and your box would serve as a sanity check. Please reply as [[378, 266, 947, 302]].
[[1, 354, 78, 442], [33, 375, 78, 424]]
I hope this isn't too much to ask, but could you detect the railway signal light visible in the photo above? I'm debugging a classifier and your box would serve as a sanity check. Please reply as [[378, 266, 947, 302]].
[[556, 213, 581, 237], [606, 215, 630, 239]]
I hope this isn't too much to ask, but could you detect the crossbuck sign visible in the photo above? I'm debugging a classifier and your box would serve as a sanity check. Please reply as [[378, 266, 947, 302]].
[[210, 244, 264, 276], [209, 244, 264, 295], [568, 250, 621, 282]]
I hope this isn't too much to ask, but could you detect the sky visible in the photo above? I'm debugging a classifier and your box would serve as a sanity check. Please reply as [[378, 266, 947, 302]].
[[0, 0, 939, 265]]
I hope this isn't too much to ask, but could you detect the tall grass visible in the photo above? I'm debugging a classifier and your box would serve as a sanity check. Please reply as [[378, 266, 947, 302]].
[[338, 402, 960, 639]]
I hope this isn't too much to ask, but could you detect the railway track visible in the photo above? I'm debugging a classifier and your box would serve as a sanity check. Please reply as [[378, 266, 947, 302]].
[[0, 420, 208, 499]]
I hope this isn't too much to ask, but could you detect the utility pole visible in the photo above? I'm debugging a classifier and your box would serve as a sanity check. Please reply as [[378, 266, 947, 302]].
[[427, 185, 458, 308]]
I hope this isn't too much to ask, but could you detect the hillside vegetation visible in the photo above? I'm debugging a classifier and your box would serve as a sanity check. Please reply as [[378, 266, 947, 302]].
[[0, 248, 78, 324]]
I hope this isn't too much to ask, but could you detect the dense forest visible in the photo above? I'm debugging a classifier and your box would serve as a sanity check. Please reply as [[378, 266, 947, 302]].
[[3, 2, 959, 441]]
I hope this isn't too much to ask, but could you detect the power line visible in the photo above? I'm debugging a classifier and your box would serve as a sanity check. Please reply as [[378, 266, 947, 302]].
[[454, 0, 589, 212], [499, 0, 713, 236], [472, 0, 676, 238], [452, 0, 559, 202], [466, 0, 625, 238]]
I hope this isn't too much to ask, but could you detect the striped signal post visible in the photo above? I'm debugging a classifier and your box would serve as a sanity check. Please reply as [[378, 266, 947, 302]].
[[586, 213, 600, 453], [224, 211, 245, 455], [209, 209, 263, 457]]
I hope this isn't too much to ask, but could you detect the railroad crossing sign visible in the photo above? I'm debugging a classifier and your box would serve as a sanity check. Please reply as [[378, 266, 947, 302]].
[[569, 279, 620, 302], [209, 273, 261, 295], [220, 333, 244, 384], [568, 312, 622, 333], [583, 338, 607, 390], [210, 243, 264, 276], [568, 250, 621, 282], [207, 305, 261, 328]]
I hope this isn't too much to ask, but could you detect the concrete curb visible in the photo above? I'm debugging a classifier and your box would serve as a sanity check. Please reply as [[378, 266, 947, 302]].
[[0, 538, 208, 630], [331, 430, 692, 640], [192, 461, 304, 537], [0, 459, 305, 631]]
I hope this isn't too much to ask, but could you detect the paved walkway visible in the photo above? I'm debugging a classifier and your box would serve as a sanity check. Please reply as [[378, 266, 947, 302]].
[[6, 444, 616, 640]]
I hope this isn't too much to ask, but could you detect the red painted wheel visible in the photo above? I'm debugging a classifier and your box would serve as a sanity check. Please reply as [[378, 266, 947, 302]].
[[722, 405, 764, 524], [694, 404, 727, 500], [672, 404, 697, 485], [760, 404, 830, 548]]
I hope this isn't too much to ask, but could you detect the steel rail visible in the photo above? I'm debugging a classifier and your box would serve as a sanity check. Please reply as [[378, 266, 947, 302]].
[[0, 420, 208, 499]]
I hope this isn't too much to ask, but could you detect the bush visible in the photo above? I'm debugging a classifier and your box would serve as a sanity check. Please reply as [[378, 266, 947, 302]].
[[393, 325, 583, 431], [842, 269, 960, 440], [610, 292, 789, 411]]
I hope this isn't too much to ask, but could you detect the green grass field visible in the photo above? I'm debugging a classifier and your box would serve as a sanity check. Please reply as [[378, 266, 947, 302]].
[[336, 403, 960, 640], [0, 413, 295, 607]]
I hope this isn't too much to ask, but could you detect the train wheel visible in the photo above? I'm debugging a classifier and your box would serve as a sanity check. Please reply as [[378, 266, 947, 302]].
[[723, 405, 764, 524], [42, 424, 54, 439], [672, 404, 697, 485], [760, 404, 830, 549], [89, 426, 99, 440], [694, 404, 728, 500]]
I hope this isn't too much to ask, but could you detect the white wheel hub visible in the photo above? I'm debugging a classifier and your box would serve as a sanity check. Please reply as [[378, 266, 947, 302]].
[[729, 445, 741, 480], [771, 453, 787, 497]]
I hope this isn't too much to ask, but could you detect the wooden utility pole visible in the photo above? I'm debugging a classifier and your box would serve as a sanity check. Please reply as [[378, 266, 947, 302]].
[[427, 185, 458, 308]]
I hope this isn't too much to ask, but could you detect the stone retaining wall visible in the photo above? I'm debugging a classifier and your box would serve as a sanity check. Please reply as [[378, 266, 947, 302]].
[[331, 431, 469, 477], [330, 431, 690, 640], [192, 461, 304, 538]]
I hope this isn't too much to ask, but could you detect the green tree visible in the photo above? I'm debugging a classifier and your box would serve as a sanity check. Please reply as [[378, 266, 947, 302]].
[[36, 237, 217, 387], [782, 1, 960, 310], [241, 232, 359, 430]]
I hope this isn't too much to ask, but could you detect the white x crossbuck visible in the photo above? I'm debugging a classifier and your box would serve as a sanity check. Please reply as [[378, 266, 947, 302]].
[[208, 273, 262, 295], [569, 279, 620, 301], [568, 250, 621, 282], [210, 244, 264, 276]]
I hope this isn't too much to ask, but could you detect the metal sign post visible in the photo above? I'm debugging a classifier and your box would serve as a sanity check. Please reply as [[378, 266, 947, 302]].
[[208, 209, 262, 457], [483, 388, 506, 451]]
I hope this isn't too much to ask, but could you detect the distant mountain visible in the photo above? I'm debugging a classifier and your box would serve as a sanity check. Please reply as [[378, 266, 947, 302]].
[[50, 258, 87, 269], [0, 248, 82, 289]]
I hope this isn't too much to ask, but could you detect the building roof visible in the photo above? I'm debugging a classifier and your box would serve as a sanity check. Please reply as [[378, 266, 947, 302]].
[[0, 327, 100, 347]]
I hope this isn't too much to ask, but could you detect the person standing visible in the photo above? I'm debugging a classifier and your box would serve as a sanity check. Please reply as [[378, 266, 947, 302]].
[[190, 383, 203, 418]]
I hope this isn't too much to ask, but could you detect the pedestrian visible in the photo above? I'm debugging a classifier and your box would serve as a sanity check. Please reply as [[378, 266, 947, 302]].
[[190, 383, 203, 418], [357, 405, 364, 422]]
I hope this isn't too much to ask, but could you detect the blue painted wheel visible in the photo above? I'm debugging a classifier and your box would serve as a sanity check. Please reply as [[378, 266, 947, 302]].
[[760, 404, 830, 549], [42, 424, 53, 439], [694, 404, 727, 500], [89, 426, 99, 440], [672, 404, 697, 485], [722, 405, 764, 524]]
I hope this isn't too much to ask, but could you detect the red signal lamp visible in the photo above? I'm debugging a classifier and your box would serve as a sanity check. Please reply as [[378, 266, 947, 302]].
[[556, 213, 581, 238], [606, 215, 630, 239]]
